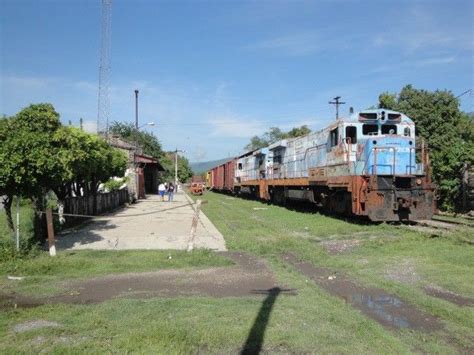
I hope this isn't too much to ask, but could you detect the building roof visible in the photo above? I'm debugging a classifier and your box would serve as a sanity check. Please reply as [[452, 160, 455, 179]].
[[109, 136, 136, 150], [135, 154, 165, 171]]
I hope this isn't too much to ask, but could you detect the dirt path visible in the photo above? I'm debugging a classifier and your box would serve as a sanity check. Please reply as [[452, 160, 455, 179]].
[[283, 253, 441, 332], [1, 252, 281, 308], [424, 285, 474, 307]]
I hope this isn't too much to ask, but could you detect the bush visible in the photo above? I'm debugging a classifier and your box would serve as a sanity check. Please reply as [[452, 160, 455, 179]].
[[104, 177, 129, 192], [0, 237, 40, 263]]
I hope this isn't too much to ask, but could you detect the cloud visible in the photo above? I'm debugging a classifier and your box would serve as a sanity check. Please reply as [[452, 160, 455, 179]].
[[370, 56, 457, 74], [248, 32, 321, 56], [2, 75, 57, 90], [415, 56, 456, 66], [208, 116, 266, 138], [73, 80, 97, 94], [371, 5, 473, 53]]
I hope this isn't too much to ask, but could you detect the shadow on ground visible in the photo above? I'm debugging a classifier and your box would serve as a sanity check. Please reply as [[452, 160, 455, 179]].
[[241, 287, 297, 355]]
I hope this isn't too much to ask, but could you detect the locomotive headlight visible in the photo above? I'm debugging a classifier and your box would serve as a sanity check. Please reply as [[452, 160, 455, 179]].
[[416, 178, 422, 185]]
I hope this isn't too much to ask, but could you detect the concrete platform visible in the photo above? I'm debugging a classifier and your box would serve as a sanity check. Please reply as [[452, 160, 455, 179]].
[[56, 191, 227, 251]]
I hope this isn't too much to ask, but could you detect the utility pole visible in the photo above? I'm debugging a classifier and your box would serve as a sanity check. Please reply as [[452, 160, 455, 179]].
[[135, 89, 139, 129], [175, 149, 185, 188], [329, 96, 345, 120], [134, 89, 140, 201], [175, 149, 178, 187]]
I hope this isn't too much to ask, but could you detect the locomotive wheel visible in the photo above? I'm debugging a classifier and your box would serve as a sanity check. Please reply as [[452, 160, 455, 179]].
[[271, 188, 286, 206], [330, 191, 351, 215]]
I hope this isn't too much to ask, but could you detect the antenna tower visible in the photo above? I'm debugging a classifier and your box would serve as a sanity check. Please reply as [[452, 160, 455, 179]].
[[97, 0, 112, 139]]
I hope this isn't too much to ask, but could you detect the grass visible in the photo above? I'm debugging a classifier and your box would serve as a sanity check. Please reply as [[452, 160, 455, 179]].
[[0, 198, 34, 244], [0, 191, 473, 353], [191, 191, 474, 352]]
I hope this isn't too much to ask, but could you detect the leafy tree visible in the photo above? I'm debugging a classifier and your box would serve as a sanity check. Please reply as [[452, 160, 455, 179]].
[[245, 125, 312, 151], [53, 126, 127, 213], [0, 116, 15, 230], [0, 104, 72, 238], [287, 125, 311, 138], [245, 135, 268, 151], [0, 104, 127, 239], [109, 121, 193, 183], [160, 152, 193, 183], [109, 121, 164, 158], [378, 85, 474, 210]]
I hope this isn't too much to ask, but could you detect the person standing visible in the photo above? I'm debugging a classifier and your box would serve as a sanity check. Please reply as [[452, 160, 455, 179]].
[[158, 182, 166, 201], [168, 182, 175, 202]]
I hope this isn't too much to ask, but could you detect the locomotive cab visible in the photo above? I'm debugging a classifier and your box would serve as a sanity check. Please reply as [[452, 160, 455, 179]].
[[345, 109, 434, 221]]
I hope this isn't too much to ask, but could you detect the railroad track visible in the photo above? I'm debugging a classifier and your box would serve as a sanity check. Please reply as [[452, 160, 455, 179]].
[[404, 215, 473, 235], [432, 214, 474, 227]]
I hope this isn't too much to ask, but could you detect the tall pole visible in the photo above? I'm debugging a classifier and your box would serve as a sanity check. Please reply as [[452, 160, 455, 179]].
[[135, 89, 139, 129], [134, 89, 139, 200], [175, 148, 178, 187], [329, 96, 345, 120], [97, 0, 112, 139]]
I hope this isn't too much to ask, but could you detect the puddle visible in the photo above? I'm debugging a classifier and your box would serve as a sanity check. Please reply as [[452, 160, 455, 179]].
[[283, 253, 441, 331]]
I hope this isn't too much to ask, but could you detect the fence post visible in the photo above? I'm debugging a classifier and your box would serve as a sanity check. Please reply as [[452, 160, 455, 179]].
[[15, 197, 20, 251], [46, 208, 56, 256]]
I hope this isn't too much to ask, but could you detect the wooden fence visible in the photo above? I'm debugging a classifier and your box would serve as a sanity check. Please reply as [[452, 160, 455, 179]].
[[63, 189, 129, 216]]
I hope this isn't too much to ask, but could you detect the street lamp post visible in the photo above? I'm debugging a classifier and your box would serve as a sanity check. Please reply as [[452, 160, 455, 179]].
[[138, 122, 155, 130], [134, 89, 139, 129], [175, 148, 185, 188]]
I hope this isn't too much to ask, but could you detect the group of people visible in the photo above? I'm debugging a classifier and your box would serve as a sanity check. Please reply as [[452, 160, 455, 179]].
[[158, 182, 175, 202]]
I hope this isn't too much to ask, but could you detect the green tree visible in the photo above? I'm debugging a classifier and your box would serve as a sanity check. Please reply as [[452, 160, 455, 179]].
[[378, 85, 474, 210], [53, 126, 127, 213], [109, 121, 164, 158], [160, 152, 193, 183], [0, 104, 71, 237], [109, 121, 193, 183], [244, 125, 311, 151], [0, 104, 127, 238], [244, 135, 268, 151], [287, 125, 311, 138]]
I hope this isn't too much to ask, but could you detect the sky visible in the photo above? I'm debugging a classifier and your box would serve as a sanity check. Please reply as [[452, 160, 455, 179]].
[[1, 0, 473, 162]]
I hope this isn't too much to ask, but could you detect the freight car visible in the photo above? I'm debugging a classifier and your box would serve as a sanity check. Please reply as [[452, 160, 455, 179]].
[[209, 159, 235, 192], [209, 109, 435, 221]]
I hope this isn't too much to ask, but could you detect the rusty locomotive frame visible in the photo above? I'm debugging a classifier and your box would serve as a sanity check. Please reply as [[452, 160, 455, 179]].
[[207, 109, 436, 222]]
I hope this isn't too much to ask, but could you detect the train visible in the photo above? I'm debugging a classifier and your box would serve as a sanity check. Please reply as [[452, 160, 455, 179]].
[[207, 109, 436, 221]]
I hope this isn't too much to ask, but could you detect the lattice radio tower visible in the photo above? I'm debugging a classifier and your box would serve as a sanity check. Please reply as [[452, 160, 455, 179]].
[[97, 0, 112, 139]]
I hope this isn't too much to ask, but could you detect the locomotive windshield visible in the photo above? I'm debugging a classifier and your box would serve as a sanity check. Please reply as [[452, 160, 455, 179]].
[[381, 124, 397, 134], [362, 124, 378, 135]]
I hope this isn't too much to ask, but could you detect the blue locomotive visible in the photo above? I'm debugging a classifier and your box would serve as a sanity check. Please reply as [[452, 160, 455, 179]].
[[211, 109, 435, 221]]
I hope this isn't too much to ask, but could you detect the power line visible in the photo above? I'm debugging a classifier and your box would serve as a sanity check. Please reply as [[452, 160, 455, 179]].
[[138, 119, 326, 128], [456, 89, 473, 98]]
